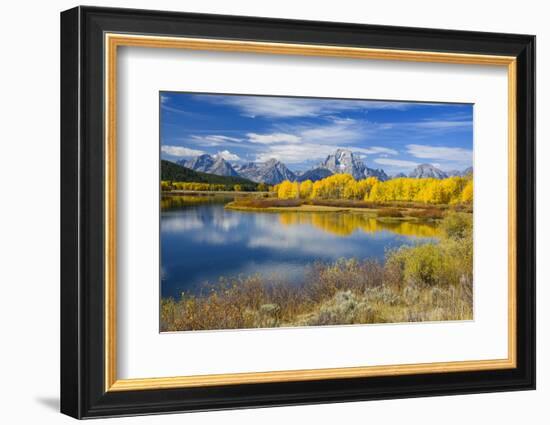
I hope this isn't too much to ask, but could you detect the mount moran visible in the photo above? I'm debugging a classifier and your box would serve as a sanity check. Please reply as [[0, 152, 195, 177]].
[[177, 149, 471, 185]]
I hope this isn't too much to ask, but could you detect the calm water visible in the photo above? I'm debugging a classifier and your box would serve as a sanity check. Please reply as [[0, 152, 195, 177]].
[[161, 196, 440, 299]]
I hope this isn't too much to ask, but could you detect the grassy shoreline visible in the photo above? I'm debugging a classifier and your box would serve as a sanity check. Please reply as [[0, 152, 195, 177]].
[[161, 212, 473, 332], [164, 190, 273, 196], [224, 197, 466, 220], [225, 202, 361, 214]]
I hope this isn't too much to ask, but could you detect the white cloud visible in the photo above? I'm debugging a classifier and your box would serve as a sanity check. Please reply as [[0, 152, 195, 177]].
[[353, 146, 398, 156], [161, 145, 205, 157], [299, 122, 364, 144], [198, 95, 415, 118], [406, 144, 472, 161], [255, 144, 337, 164], [355, 101, 414, 110], [245, 119, 369, 147], [215, 150, 241, 161], [414, 120, 472, 129], [247, 121, 399, 163], [373, 158, 419, 168], [161, 104, 192, 115], [229, 97, 322, 118], [190, 135, 242, 146], [247, 132, 301, 144]]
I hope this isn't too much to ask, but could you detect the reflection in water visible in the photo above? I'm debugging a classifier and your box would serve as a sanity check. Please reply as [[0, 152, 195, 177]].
[[161, 196, 440, 298], [278, 211, 440, 238], [161, 194, 234, 209]]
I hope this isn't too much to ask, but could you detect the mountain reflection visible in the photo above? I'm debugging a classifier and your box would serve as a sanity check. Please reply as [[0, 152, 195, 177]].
[[160, 196, 440, 298], [162, 195, 440, 239]]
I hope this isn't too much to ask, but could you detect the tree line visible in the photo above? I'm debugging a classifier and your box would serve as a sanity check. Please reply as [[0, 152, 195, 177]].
[[275, 174, 473, 204], [161, 180, 271, 192]]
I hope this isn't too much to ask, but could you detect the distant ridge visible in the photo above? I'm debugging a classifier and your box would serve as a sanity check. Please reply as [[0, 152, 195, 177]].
[[173, 148, 472, 184], [180, 154, 239, 177], [296, 167, 334, 182], [161, 160, 256, 187], [462, 166, 473, 177], [235, 159, 296, 184], [409, 163, 448, 179]]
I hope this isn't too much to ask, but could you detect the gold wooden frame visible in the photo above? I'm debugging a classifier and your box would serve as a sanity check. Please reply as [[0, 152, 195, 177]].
[[104, 33, 517, 392]]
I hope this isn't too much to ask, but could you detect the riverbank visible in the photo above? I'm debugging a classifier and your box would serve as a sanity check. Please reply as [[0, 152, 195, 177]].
[[160, 212, 473, 331], [224, 197, 462, 220], [163, 190, 273, 197]]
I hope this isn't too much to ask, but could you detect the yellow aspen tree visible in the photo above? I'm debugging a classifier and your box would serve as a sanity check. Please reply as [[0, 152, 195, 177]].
[[290, 182, 300, 198], [343, 180, 360, 199], [277, 180, 298, 199], [299, 180, 313, 198], [461, 180, 474, 203]]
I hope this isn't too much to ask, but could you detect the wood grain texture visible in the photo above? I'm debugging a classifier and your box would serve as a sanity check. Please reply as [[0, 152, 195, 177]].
[[61, 6, 535, 418], [104, 33, 517, 392]]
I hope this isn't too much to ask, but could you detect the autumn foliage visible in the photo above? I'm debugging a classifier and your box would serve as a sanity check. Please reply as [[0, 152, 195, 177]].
[[274, 174, 473, 205]]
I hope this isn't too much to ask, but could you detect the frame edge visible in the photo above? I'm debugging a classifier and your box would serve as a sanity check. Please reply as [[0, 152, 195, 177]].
[[60, 6, 83, 420], [62, 6, 536, 418]]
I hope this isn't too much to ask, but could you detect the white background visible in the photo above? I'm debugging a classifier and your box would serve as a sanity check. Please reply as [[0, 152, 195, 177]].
[[118, 48, 508, 379], [0, 0, 546, 424]]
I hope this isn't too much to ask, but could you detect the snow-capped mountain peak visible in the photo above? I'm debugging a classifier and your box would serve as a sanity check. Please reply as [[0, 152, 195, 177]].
[[409, 163, 448, 179], [320, 148, 388, 181], [237, 158, 296, 184], [180, 154, 238, 177]]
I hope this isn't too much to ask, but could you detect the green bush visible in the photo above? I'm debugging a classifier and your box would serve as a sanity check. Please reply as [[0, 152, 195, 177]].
[[386, 243, 446, 287], [160, 213, 474, 331], [440, 211, 472, 240], [385, 213, 473, 289]]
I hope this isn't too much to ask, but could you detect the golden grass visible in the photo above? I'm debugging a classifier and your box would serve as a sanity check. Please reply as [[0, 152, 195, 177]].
[[407, 207, 445, 219], [226, 197, 467, 220], [376, 207, 404, 218]]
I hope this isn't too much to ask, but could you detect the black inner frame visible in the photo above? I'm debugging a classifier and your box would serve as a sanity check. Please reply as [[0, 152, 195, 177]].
[[60, 6, 535, 419]]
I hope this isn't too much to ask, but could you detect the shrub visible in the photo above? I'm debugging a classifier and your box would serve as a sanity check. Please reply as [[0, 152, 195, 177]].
[[231, 197, 303, 208], [386, 243, 446, 287], [385, 213, 473, 290], [440, 211, 472, 240], [159, 212, 473, 331], [298, 291, 373, 326], [408, 208, 445, 219], [377, 208, 403, 218]]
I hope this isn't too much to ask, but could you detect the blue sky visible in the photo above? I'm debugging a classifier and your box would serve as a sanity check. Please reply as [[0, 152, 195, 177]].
[[160, 92, 473, 174]]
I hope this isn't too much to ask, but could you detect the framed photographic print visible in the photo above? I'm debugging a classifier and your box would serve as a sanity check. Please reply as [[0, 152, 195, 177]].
[[60, 6, 535, 419]]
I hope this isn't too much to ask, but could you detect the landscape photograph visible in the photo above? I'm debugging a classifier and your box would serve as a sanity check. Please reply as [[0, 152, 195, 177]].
[[159, 92, 474, 332]]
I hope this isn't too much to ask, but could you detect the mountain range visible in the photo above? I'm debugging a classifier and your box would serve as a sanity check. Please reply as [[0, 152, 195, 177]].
[[177, 149, 472, 185], [408, 164, 473, 179], [180, 154, 239, 177], [234, 159, 296, 184], [161, 160, 256, 188]]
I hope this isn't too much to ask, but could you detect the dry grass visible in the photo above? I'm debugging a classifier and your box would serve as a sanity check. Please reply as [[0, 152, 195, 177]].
[[407, 207, 445, 219], [228, 197, 468, 214], [161, 211, 473, 331], [161, 213, 473, 331], [160, 255, 472, 331], [231, 197, 304, 208], [376, 207, 404, 218]]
